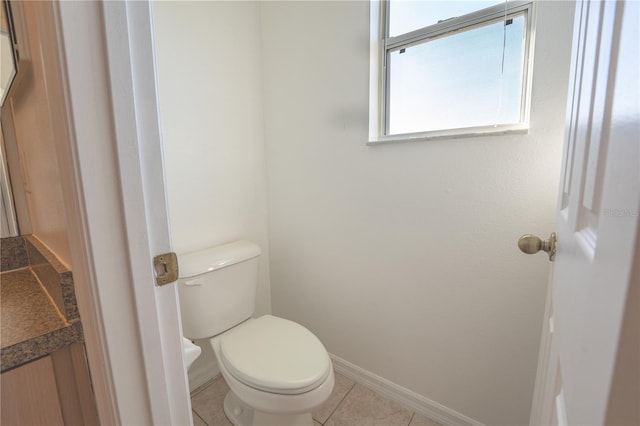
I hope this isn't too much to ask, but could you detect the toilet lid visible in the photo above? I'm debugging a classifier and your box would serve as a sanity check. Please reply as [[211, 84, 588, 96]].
[[219, 315, 331, 395]]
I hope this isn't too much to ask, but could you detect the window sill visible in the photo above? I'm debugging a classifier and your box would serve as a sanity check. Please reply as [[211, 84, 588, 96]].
[[367, 123, 529, 146]]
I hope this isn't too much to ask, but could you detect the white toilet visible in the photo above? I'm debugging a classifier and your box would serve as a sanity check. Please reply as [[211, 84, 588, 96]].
[[178, 240, 334, 426], [182, 337, 202, 371]]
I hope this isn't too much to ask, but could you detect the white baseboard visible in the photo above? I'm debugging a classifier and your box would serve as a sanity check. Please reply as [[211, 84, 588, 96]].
[[330, 354, 485, 426], [186, 349, 483, 425], [188, 359, 219, 393]]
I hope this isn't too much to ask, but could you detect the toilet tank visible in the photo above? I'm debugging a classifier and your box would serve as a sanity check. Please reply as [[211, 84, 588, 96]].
[[177, 240, 261, 340]]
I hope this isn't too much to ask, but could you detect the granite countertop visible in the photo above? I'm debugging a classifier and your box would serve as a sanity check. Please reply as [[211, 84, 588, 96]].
[[2, 269, 68, 345], [1, 236, 83, 372]]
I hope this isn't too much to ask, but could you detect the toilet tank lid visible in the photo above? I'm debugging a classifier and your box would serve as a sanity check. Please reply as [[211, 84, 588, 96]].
[[178, 240, 262, 278]]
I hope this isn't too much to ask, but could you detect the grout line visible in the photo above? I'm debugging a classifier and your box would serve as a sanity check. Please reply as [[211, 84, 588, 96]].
[[193, 410, 208, 426], [409, 412, 416, 426], [0, 265, 31, 275], [190, 375, 221, 398], [321, 375, 357, 425], [331, 354, 479, 426]]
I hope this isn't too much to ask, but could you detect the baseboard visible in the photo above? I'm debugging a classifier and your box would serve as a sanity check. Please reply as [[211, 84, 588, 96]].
[[186, 349, 484, 425], [188, 360, 219, 393], [329, 354, 485, 426]]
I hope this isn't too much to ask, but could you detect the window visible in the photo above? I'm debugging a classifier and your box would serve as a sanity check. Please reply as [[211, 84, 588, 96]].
[[369, 0, 534, 143]]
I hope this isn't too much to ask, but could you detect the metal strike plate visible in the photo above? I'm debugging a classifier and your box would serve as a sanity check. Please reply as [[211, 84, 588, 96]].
[[153, 252, 179, 286]]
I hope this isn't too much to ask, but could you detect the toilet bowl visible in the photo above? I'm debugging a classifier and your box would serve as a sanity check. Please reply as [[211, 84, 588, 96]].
[[177, 241, 334, 426], [211, 315, 334, 425]]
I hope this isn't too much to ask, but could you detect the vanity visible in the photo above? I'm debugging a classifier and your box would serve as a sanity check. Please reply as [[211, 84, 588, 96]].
[[1, 236, 98, 424], [0, 1, 100, 423]]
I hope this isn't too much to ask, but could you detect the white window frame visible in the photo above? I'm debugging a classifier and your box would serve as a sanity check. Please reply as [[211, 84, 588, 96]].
[[368, 0, 536, 145]]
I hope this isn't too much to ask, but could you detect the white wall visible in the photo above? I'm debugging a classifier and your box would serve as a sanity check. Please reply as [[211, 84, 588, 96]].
[[152, 1, 272, 388], [260, 1, 575, 425]]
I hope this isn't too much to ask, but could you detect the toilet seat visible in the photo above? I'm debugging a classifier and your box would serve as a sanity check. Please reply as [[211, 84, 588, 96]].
[[219, 315, 331, 395]]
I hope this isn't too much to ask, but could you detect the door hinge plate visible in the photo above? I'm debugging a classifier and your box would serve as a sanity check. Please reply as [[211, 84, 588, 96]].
[[153, 252, 179, 286]]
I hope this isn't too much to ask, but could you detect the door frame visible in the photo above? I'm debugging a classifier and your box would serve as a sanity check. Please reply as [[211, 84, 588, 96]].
[[50, 1, 190, 424]]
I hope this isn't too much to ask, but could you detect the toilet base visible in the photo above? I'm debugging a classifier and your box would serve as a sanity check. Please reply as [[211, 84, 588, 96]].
[[223, 391, 314, 426]]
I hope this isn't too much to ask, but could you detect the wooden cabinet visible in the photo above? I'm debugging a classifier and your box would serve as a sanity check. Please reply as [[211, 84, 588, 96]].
[[1, 356, 64, 425], [1, 343, 98, 426]]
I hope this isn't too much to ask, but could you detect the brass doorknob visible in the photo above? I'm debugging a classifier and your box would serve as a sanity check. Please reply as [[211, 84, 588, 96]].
[[518, 232, 557, 261]]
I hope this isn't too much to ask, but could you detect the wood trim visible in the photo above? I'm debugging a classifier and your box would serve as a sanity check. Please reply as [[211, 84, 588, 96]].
[[50, 343, 100, 426], [70, 343, 100, 425], [51, 346, 84, 425]]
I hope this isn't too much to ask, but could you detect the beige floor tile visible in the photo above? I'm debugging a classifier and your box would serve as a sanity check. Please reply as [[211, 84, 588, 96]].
[[191, 377, 232, 426], [325, 384, 413, 426], [314, 421, 323, 426], [409, 413, 443, 426], [193, 411, 208, 426], [312, 372, 355, 424], [191, 377, 219, 398]]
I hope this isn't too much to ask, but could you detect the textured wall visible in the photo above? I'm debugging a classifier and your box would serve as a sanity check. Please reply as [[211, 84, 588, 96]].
[[152, 0, 272, 388], [260, 2, 575, 424], [153, 0, 271, 314]]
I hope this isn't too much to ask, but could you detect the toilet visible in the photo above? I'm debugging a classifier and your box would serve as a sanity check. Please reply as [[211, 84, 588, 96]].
[[182, 337, 202, 371], [178, 240, 334, 426]]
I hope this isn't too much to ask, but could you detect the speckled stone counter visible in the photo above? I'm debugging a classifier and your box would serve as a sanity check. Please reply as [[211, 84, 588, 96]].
[[1, 236, 83, 372], [2, 269, 67, 346]]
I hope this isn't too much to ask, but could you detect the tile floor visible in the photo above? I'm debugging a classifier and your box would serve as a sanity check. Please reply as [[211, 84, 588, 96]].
[[190, 371, 443, 426]]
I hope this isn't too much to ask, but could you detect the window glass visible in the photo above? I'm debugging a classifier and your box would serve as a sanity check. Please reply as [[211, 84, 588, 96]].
[[388, 0, 504, 37], [387, 14, 524, 135]]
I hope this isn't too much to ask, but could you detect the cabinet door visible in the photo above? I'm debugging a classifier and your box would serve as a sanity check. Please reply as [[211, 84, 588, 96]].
[[1, 356, 64, 425]]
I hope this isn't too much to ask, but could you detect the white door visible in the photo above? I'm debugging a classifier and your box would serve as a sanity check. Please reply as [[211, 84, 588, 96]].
[[530, 0, 639, 425]]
